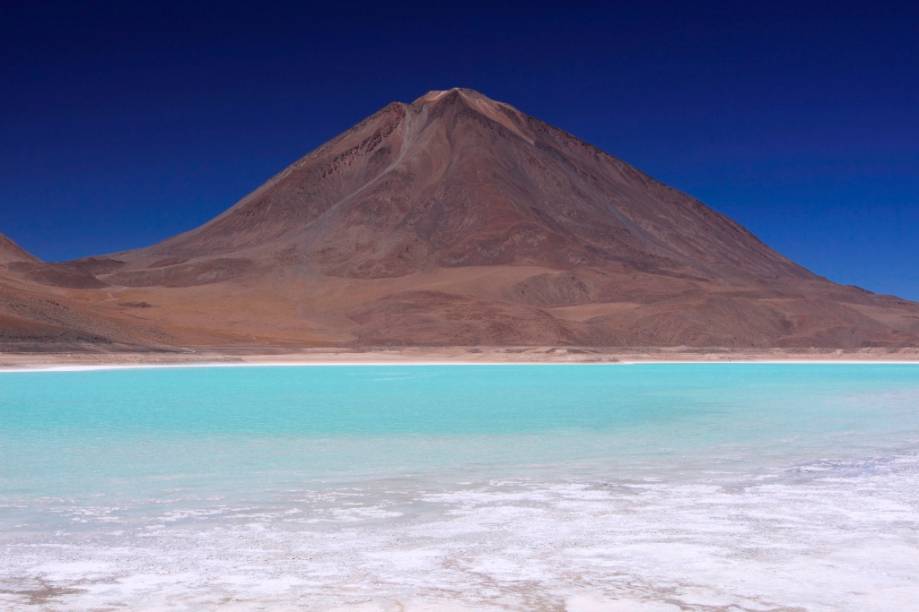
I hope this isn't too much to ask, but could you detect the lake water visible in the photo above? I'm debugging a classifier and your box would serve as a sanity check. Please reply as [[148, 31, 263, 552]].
[[1, 364, 918, 610]]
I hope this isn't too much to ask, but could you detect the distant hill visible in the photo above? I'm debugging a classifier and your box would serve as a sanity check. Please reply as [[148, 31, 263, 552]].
[[0, 234, 38, 265]]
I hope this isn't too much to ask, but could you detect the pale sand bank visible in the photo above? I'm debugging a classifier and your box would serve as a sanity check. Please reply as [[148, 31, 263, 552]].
[[2, 346, 919, 371]]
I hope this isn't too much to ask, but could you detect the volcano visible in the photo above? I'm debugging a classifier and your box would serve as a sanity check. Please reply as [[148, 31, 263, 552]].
[[3, 88, 919, 351]]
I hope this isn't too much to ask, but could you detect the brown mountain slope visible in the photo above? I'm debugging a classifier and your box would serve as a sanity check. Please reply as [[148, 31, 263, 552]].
[[4, 89, 919, 351], [0, 235, 176, 352], [0, 234, 38, 265], [114, 88, 811, 282]]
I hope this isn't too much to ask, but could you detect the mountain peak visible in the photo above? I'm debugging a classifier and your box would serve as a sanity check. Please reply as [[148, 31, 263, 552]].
[[413, 87, 490, 104], [411, 87, 518, 116], [408, 87, 533, 145]]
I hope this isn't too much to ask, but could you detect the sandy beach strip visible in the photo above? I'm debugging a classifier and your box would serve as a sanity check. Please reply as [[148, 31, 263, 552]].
[[2, 346, 919, 372]]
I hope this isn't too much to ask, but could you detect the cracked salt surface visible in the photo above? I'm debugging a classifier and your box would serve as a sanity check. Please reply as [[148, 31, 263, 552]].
[[3, 452, 919, 610]]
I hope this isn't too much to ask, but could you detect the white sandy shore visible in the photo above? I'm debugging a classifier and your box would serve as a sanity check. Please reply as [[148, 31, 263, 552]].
[[2, 347, 919, 372], [6, 360, 919, 373]]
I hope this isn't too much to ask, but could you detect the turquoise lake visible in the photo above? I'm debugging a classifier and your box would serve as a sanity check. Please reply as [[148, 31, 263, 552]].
[[2, 364, 918, 610]]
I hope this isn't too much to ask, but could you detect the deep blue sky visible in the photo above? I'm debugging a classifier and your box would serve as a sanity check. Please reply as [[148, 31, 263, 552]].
[[2, 2, 917, 298]]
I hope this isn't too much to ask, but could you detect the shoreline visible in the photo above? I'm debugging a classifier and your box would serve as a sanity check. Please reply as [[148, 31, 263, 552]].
[[5, 361, 919, 373], [3, 346, 919, 372]]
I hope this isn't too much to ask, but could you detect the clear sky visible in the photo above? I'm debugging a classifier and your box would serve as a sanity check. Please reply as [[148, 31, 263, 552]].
[[1, 2, 917, 298]]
